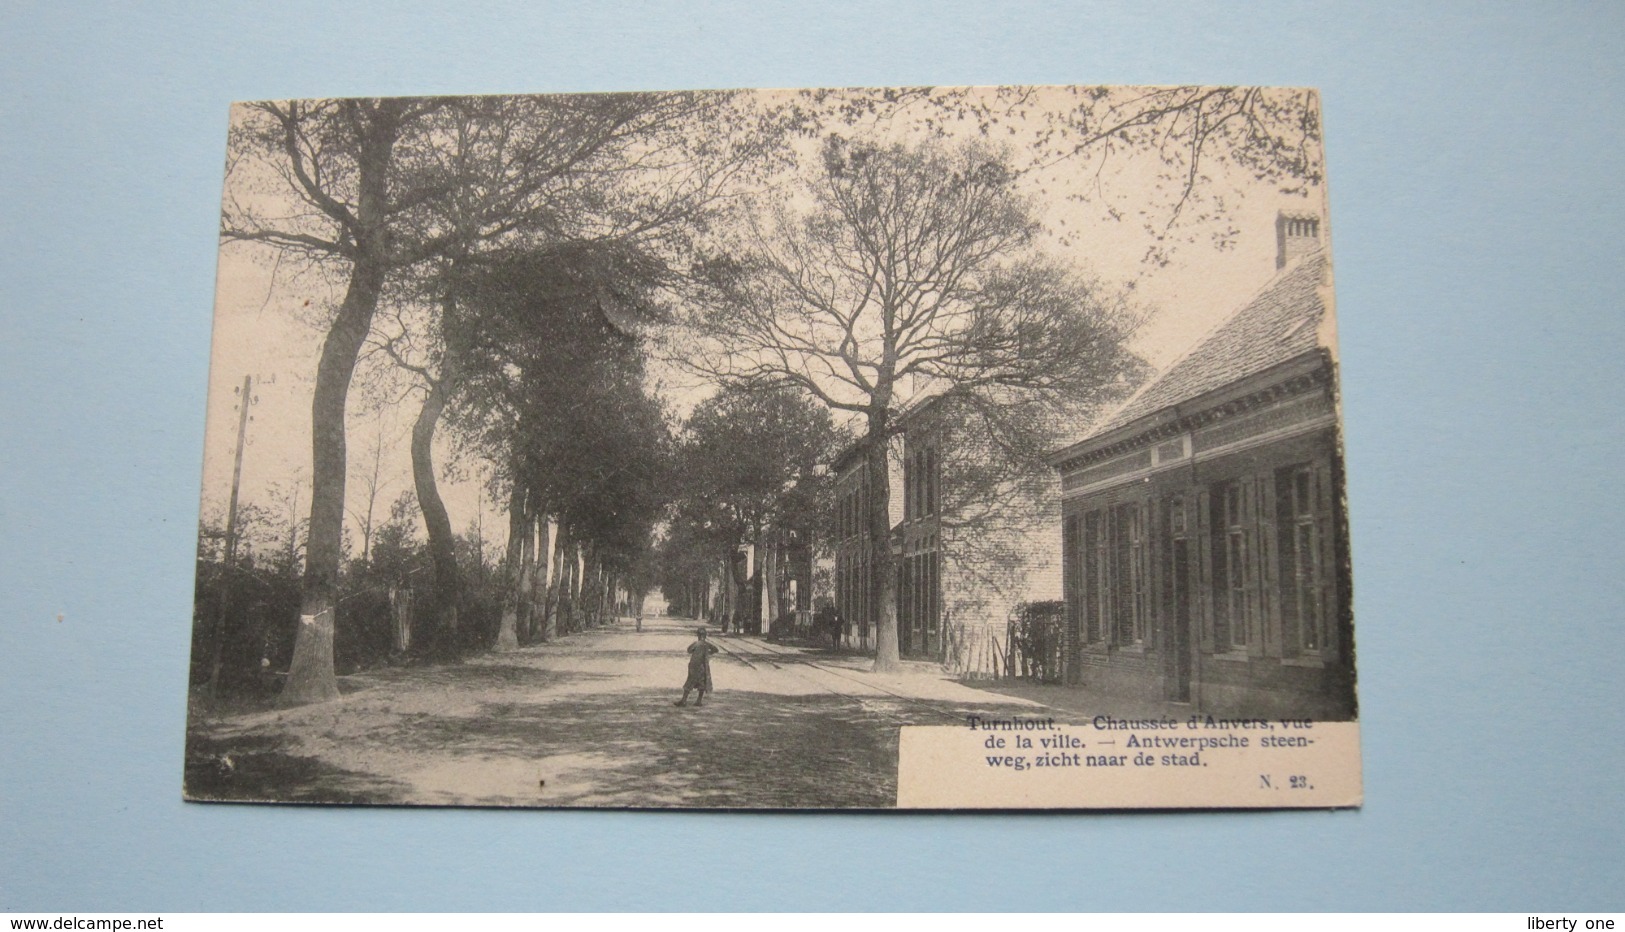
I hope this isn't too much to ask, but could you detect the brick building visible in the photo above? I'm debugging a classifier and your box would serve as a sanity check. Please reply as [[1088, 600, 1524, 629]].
[[1045, 213, 1355, 719], [830, 440, 899, 653], [832, 393, 1062, 662]]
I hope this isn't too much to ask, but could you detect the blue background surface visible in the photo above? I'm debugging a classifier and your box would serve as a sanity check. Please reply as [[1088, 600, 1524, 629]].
[[2, 0, 1622, 911]]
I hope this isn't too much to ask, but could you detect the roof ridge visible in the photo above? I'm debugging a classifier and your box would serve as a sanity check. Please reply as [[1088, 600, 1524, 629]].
[[1084, 246, 1327, 438]]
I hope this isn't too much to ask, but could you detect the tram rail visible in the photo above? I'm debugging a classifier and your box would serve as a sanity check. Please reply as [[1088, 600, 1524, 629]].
[[709, 633, 969, 726]]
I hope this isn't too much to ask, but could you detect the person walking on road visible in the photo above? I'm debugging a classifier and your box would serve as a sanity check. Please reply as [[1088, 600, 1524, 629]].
[[812, 599, 843, 651], [675, 626, 719, 707]]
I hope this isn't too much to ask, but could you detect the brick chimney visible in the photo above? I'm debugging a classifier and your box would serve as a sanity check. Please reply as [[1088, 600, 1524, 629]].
[[1276, 210, 1321, 269]]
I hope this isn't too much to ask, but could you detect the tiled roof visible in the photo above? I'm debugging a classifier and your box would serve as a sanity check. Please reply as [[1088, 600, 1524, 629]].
[[1092, 249, 1328, 436]]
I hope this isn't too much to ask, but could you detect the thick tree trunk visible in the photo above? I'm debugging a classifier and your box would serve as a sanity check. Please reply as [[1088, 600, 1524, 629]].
[[545, 523, 569, 636], [763, 529, 781, 629], [580, 543, 596, 627], [567, 541, 581, 633], [282, 254, 389, 705], [728, 547, 751, 635], [536, 516, 555, 641], [799, 528, 814, 614], [282, 101, 404, 708], [579, 544, 595, 627], [578, 539, 591, 629], [866, 415, 901, 672], [496, 481, 525, 651], [715, 562, 730, 628], [524, 511, 542, 643], [411, 366, 460, 657], [521, 515, 537, 642], [568, 537, 581, 633], [526, 513, 544, 642]]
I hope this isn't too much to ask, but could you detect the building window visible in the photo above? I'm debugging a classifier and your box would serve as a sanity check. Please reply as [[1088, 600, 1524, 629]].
[[837, 546, 875, 645], [898, 535, 941, 653], [836, 555, 847, 632], [928, 543, 939, 635], [1073, 503, 1149, 646], [1064, 514, 1082, 642], [1277, 464, 1328, 656], [1111, 503, 1148, 645], [863, 478, 871, 532], [903, 453, 914, 521], [1211, 480, 1254, 651], [925, 447, 937, 516], [905, 447, 938, 522], [1085, 511, 1104, 643], [864, 550, 874, 641], [842, 473, 872, 541], [898, 554, 912, 649]]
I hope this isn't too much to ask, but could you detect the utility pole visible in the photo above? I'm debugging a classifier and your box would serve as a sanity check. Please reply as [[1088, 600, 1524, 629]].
[[207, 375, 254, 699]]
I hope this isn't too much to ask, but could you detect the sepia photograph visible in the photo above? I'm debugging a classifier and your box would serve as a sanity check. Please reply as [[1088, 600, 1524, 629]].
[[183, 85, 1355, 809]]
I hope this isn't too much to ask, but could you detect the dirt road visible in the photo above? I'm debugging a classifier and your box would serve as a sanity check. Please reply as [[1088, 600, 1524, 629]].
[[185, 616, 1056, 809]]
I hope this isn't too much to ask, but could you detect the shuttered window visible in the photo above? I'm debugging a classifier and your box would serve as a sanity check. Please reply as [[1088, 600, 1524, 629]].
[[1277, 463, 1333, 657], [1212, 480, 1254, 651], [1074, 502, 1149, 646]]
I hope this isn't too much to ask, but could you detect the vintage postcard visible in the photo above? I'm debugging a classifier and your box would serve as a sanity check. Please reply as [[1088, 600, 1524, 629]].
[[185, 85, 1358, 809]]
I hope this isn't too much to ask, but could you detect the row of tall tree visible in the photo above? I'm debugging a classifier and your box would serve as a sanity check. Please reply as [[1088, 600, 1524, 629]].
[[454, 245, 672, 651], [212, 86, 1324, 700], [221, 92, 766, 702], [654, 386, 842, 634]]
